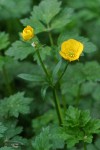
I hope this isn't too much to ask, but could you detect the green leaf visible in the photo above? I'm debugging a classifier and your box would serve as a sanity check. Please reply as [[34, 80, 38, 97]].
[[21, 0, 61, 33], [86, 119, 100, 134], [83, 135, 93, 143], [80, 110, 91, 127], [0, 92, 32, 118], [0, 32, 9, 50], [92, 85, 100, 101], [10, 135, 28, 147], [4, 121, 23, 139], [65, 106, 81, 127], [52, 59, 62, 79], [63, 106, 100, 147], [51, 8, 73, 29], [21, 17, 46, 34], [0, 147, 14, 150], [32, 127, 52, 150], [34, 0, 61, 24], [0, 122, 7, 138], [95, 138, 100, 149], [32, 110, 57, 133], [5, 41, 34, 60], [18, 73, 45, 83], [58, 32, 97, 53], [0, 0, 32, 20], [41, 85, 49, 100], [82, 61, 100, 81]]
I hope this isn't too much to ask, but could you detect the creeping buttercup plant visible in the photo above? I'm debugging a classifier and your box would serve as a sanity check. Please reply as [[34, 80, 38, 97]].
[[0, 0, 100, 150]]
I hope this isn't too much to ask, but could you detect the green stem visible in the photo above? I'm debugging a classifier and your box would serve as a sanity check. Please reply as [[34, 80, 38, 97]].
[[2, 65, 12, 95], [48, 31, 54, 46], [84, 142, 87, 150], [52, 88, 63, 126], [47, 24, 54, 46], [62, 95, 67, 114], [55, 62, 69, 86], [36, 49, 52, 86], [36, 48, 63, 125]]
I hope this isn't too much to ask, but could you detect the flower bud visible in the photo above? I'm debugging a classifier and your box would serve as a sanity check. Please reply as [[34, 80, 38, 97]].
[[21, 25, 34, 41]]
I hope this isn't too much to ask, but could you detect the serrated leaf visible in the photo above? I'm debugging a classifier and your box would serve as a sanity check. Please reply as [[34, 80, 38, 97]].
[[65, 106, 81, 127], [80, 110, 91, 127], [21, 0, 61, 33], [2, 120, 22, 140], [86, 120, 100, 134], [34, 0, 61, 24], [0, 92, 32, 118], [39, 0, 61, 24], [5, 41, 34, 60], [58, 32, 97, 53], [0, 32, 9, 50], [10, 135, 28, 146], [32, 127, 52, 150], [51, 8, 73, 29], [18, 73, 45, 82]]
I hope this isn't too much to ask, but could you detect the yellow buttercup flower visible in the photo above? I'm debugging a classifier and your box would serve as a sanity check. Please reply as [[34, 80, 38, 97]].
[[21, 25, 34, 41], [59, 39, 84, 62]]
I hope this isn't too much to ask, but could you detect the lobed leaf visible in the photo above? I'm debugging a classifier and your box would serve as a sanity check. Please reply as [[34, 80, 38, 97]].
[[0, 92, 32, 118], [0, 32, 9, 50], [5, 41, 34, 60]]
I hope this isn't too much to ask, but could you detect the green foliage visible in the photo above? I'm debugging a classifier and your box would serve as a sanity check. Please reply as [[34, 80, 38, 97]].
[[0, 0, 100, 149], [61, 61, 100, 102], [5, 41, 34, 60], [32, 110, 57, 133], [62, 106, 100, 148], [18, 73, 45, 83], [32, 126, 65, 150], [0, 147, 14, 150], [32, 127, 52, 150], [51, 8, 73, 30], [0, 0, 32, 20], [21, 0, 73, 33], [0, 92, 32, 118], [0, 32, 9, 50], [0, 122, 7, 138]]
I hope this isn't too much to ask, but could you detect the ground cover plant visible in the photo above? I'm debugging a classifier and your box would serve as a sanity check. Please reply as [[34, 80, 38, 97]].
[[0, 0, 100, 150]]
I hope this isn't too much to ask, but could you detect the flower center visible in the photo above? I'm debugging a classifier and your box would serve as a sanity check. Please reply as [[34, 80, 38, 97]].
[[68, 51, 75, 58]]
